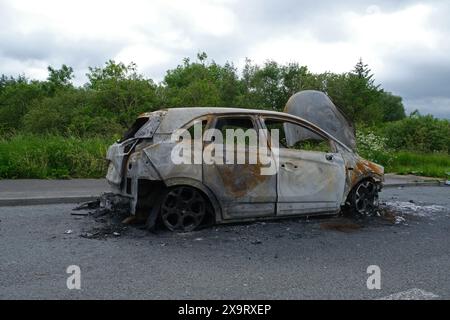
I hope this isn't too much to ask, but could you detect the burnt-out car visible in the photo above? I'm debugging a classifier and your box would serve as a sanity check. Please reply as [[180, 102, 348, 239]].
[[105, 90, 384, 232]]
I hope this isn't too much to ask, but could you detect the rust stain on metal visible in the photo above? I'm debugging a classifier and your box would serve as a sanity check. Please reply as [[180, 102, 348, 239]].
[[351, 158, 383, 185], [219, 162, 268, 198]]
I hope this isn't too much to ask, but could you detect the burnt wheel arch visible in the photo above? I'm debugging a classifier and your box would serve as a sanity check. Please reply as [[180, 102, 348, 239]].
[[346, 178, 380, 216], [145, 184, 215, 232]]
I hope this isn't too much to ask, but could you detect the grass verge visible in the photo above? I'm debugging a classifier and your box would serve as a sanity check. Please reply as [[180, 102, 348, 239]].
[[385, 151, 450, 178], [0, 135, 449, 179], [0, 134, 112, 179]]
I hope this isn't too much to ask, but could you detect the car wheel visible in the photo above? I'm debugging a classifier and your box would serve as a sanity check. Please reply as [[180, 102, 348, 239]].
[[160, 186, 207, 232], [350, 180, 379, 216]]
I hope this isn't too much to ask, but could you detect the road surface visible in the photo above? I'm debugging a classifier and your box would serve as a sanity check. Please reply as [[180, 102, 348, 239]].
[[0, 186, 449, 299]]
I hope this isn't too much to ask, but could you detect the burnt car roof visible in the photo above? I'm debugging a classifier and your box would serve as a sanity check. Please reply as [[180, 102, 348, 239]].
[[146, 107, 351, 152]]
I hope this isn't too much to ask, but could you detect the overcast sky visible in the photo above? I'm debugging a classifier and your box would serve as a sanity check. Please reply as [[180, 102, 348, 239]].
[[1, 0, 449, 118]]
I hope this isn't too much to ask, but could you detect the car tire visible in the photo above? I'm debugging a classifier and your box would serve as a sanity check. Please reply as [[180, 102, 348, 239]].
[[349, 179, 379, 216], [158, 186, 207, 232]]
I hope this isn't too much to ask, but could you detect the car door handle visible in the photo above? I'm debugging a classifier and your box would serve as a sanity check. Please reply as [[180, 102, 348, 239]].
[[325, 154, 334, 161], [281, 162, 298, 170]]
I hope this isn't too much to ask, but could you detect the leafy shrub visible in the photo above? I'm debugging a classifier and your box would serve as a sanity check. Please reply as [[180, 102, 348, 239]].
[[0, 135, 113, 179], [381, 114, 450, 153], [356, 129, 396, 166]]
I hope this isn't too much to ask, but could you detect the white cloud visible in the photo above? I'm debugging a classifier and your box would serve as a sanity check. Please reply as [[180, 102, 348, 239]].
[[247, 4, 439, 77], [1, 0, 237, 79], [0, 0, 449, 117], [247, 33, 359, 74], [115, 44, 171, 71], [0, 56, 48, 79]]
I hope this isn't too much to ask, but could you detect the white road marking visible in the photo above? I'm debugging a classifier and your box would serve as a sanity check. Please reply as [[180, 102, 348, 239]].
[[378, 288, 439, 300]]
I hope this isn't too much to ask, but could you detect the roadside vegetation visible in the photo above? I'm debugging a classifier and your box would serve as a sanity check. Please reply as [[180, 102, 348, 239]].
[[1, 53, 449, 179], [0, 134, 112, 179]]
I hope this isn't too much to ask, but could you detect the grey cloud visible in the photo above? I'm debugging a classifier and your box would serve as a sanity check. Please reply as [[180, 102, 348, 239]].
[[0, 32, 124, 68], [405, 97, 450, 119], [384, 62, 450, 99], [0, 0, 449, 118]]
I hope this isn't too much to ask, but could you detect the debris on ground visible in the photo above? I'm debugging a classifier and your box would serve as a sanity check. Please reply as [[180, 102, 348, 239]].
[[320, 219, 362, 232], [377, 208, 398, 224], [91, 208, 110, 218], [73, 199, 100, 211], [73, 193, 133, 240], [374, 199, 449, 226], [73, 193, 130, 218], [70, 212, 89, 216], [64, 229, 73, 234], [383, 201, 447, 217], [394, 216, 406, 224], [80, 232, 95, 239], [80, 225, 128, 240], [70, 190, 448, 241], [121, 215, 142, 225]]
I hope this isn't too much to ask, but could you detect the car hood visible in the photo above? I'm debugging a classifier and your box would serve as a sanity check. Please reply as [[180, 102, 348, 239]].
[[283, 90, 356, 151]]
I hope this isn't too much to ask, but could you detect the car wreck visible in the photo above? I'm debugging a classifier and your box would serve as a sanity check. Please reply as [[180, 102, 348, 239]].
[[105, 90, 384, 232]]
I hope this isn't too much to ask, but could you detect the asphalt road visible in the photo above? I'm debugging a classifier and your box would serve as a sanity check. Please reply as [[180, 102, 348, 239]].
[[0, 186, 449, 299]]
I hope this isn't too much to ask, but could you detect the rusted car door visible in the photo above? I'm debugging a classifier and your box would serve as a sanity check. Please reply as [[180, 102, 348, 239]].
[[202, 115, 277, 220], [263, 117, 346, 216]]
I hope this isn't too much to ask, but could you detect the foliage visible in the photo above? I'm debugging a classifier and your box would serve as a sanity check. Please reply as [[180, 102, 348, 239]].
[[0, 55, 410, 137], [384, 151, 450, 178], [0, 78, 45, 133], [1, 134, 446, 179], [45, 64, 74, 94], [356, 129, 396, 167], [238, 59, 319, 110], [380, 112, 450, 153], [161, 53, 242, 108], [0, 54, 448, 178], [86, 60, 159, 127], [0, 134, 113, 179], [321, 60, 404, 125]]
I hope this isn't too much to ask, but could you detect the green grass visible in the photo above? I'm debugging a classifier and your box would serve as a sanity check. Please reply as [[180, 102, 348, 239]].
[[0, 134, 113, 179], [385, 151, 450, 179], [0, 135, 449, 179]]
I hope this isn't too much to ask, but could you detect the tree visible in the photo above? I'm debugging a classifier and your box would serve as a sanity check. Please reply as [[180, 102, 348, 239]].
[[378, 91, 405, 122], [86, 60, 157, 127], [161, 54, 242, 108], [321, 58, 405, 125], [353, 57, 377, 89], [87, 60, 138, 88], [237, 60, 319, 111], [0, 77, 45, 133], [382, 114, 450, 152], [0, 54, 413, 137], [47, 65, 74, 89]]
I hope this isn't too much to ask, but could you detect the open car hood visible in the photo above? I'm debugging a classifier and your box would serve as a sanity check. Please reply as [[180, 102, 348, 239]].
[[283, 90, 356, 151]]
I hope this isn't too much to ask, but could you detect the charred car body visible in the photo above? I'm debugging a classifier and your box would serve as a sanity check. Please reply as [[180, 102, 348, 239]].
[[106, 90, 384, 232]]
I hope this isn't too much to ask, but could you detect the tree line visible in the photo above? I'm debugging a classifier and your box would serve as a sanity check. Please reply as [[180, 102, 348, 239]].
[[0, 53, 448, 153]]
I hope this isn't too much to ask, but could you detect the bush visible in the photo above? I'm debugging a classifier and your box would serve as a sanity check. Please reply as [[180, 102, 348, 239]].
[[0, 135, 113, 179], [381, 114, 450, 153], [356, 129, 396, 167]]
